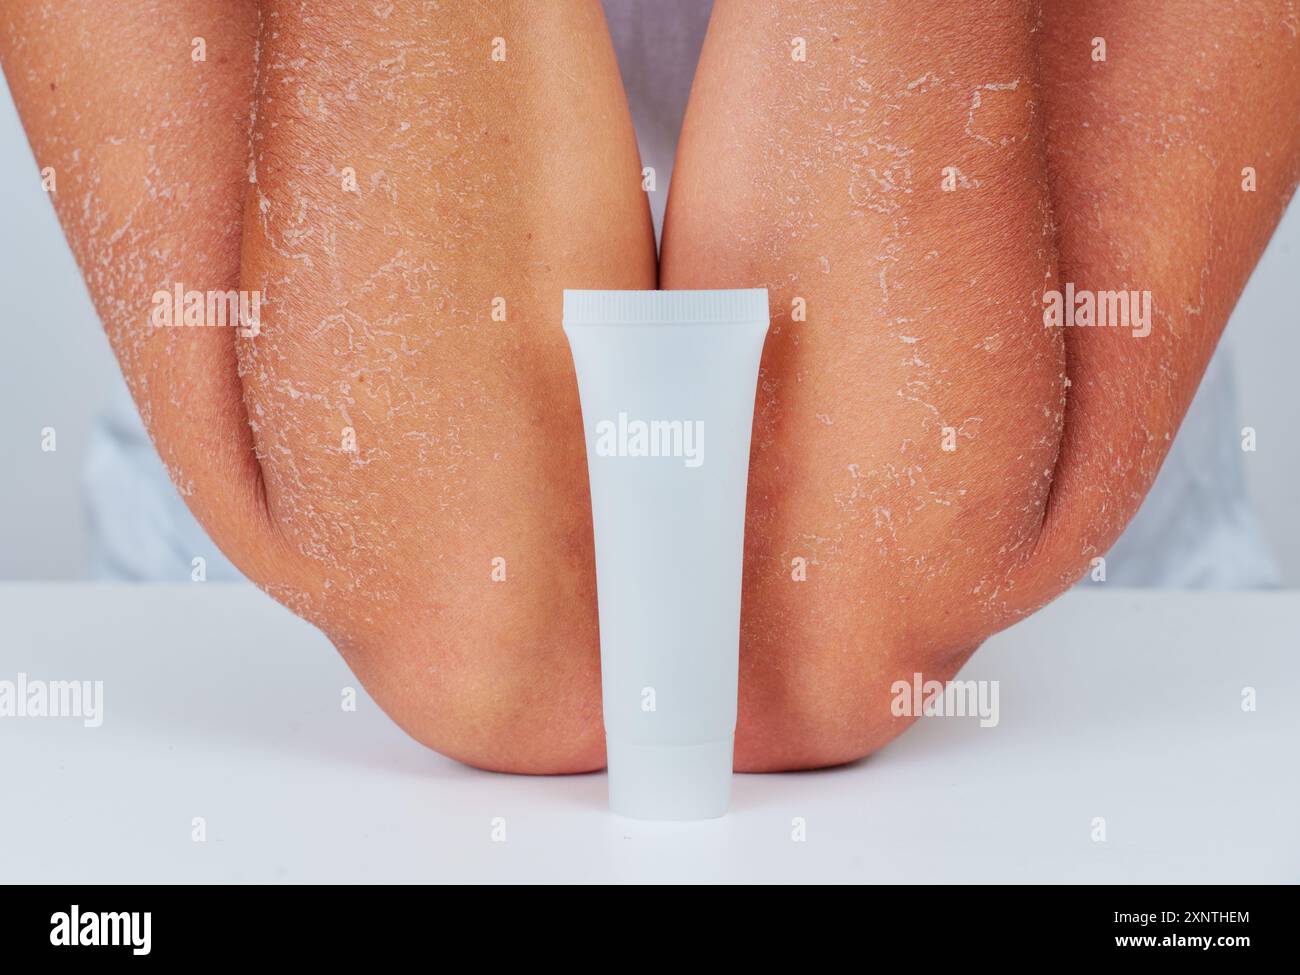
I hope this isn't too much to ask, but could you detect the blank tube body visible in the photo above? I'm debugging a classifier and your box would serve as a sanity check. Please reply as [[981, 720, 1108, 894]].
[[563, 289, 769, 820]]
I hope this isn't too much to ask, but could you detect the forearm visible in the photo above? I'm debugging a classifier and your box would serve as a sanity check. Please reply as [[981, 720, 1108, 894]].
[[1, 0, 657, 772], [239, 0, 655, 770], [1022, 0, 1300, 600], [662, 0, 1064, 766], [0, 0, 284, 577]]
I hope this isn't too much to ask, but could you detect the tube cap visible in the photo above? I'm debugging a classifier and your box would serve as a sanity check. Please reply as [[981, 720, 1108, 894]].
[[606, 737, 734, 820]]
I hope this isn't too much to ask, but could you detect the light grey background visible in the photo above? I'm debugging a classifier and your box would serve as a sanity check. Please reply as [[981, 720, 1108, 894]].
[[2, 70, 1298, 584]]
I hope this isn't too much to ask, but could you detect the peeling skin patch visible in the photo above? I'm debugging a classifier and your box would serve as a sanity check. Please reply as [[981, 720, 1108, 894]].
[[220, 0, 649, 698], [965, 80, 1032, 148], [678, 3, 1072, 668]]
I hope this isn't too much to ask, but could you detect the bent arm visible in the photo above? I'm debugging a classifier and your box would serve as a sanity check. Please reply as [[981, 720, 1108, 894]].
[[662, 0, 1064, 767], [0, 0, 288, 579], [1020, 0, 1300, 602]]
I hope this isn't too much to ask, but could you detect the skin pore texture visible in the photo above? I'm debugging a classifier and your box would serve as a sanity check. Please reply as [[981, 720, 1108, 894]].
[[3, 1, 1297, 773], [662, 0, 1066, 767], [662, 0, 1300, 767]]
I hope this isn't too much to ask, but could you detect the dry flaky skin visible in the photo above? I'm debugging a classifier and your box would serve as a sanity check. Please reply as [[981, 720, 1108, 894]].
[[663, 0, 1300, 769], [237, 1, 654, 772], [1, 0, 654, 773], [1029, 0, 1300, 598], [0, 1, 283, 577], [662, 0, 1067, 768], [3, 1, 1297, 773]]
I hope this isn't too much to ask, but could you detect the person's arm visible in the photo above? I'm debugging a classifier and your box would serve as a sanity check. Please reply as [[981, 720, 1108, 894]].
[[0, 0, 284, 577], [661, 0, 1065, 768], [1021, 0, 1300, 602], [236, 0, 655, 771], [2, 0, 657, 772], [661, 0, 1300, 769]]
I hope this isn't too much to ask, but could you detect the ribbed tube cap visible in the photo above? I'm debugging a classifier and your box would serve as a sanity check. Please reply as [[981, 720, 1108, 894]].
[[563, 288, 769, 327], [606, 737, 734, 821]]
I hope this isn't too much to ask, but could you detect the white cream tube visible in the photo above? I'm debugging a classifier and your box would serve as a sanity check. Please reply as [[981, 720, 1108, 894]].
[[563, 289, 769, 820]]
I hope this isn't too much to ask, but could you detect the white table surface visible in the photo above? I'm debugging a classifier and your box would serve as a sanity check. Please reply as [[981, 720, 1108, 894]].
[[0, 583, 1295, 884]]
